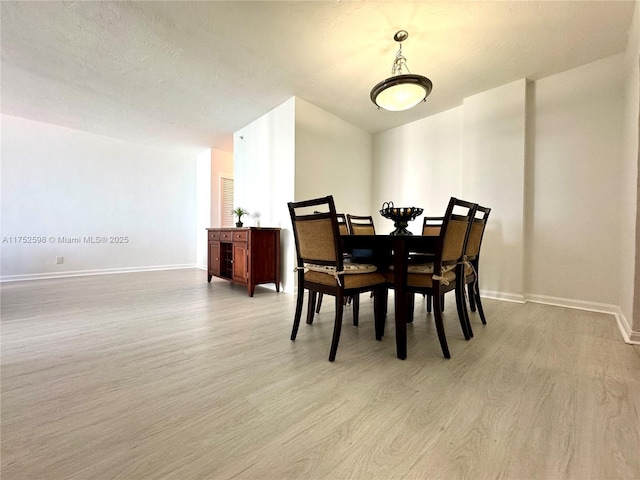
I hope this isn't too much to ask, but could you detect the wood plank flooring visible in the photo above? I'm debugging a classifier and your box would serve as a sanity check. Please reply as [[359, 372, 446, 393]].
[[1, 269, 639, 480]]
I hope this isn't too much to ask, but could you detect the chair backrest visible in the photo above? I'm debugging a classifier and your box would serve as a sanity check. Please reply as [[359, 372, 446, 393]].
[[464, 205, 491, 260], [316, 211, 350, 235], [422, 216, 444, 237], [436, 198, 477, 268], [289, 196, 343, 269], [337, 213, 350, 235], [347, 214, 376, 235]]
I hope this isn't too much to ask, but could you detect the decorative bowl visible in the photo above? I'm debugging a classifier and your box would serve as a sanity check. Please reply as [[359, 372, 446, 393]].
[[379, 201, 423, 236]]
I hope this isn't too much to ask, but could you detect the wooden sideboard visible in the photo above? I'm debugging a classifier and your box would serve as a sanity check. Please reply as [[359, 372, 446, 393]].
[[207, 227, 280, 297]]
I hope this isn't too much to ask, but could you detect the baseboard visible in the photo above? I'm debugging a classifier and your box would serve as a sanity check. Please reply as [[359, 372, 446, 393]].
[[480, 290, 525, 304], [0, 264, 197, 282], [613, 308, 640, 345], [525, 293, 640, 346], [525, 293, 619, 314]]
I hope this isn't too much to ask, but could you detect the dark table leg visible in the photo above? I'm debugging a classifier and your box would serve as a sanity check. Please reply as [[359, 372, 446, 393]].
[[393, 237, 407, 360]]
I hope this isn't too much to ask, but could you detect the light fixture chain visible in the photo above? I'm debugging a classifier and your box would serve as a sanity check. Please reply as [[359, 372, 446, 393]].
[[392, 43, 411, 76]]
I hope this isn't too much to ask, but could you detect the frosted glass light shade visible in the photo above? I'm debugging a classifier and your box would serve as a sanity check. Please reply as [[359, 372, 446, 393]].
[[370, 74, 433, 111]]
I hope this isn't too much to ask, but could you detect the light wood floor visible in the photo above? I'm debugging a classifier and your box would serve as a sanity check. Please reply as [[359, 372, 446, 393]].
[[1, 269, 639, 480]]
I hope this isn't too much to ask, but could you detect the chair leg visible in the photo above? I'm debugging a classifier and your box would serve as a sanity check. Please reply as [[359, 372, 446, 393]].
[[306, 290, 317, 324], [291, 279, 305, 341], [426, 294, 432, 313], [433, 291, 451, 359], [316, 292, 324, 313], [374, 287, 386, 340], [382, 288, 388, 317], [474, 282, 487, 325], [352, 294, 360, 326], [467, 282, 477, 312], [328, 293, 345, 362], [406, 293, 415, 323], [455, 281, 472, 340]]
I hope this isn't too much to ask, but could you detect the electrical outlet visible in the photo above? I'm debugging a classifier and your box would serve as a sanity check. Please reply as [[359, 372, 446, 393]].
[[56, 256, 64, 264]]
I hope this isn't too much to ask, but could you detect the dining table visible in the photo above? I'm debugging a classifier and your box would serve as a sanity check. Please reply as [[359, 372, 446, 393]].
[[341, 233, 438, 360]]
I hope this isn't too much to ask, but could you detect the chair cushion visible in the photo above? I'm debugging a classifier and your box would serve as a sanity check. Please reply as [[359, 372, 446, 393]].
[[407, 263, 456, 274], [301, 261, 383, 288], [408, 269, 456, 288], [384, 269, 457, 288], [305, 270, 385, 288], [303, 262, 377, 274], [389, 263, 456, 274]]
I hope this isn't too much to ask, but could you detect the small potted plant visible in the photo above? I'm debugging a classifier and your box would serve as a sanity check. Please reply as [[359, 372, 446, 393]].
[[233, 207, 249, 227]]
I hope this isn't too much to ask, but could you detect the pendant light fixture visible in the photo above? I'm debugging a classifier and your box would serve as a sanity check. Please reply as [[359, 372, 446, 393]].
[[370, 30, 433, 111]]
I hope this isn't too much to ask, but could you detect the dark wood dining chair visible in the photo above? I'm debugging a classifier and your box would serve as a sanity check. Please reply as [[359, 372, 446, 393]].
[[420, 216, 444, 314], [316, 213, 378, 325], [384, 197, 477, 358], [314, 213, 350, 317], [422, 216, 444, 236], [288, 196, 386, 361], [336, 213, 350, 236], [346, 214, 378, 323], [346, 214, 376, 235], [461, 205, 491, 337], [398, 215, 444, 315]]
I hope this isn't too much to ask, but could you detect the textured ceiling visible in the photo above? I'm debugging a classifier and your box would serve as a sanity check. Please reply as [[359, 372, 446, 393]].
[[1, 1, 635, 154]]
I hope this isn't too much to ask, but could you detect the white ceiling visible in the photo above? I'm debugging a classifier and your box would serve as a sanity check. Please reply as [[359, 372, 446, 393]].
[[1, 1, 635, 154]]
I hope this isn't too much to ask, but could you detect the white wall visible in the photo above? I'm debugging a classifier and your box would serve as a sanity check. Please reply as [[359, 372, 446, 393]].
[[528, 55, 625, 308], [626, 0, 640, 341], [196, 148, 212, 270], [294, 98, 373, 215], [372, 57, 628, 322], [232, 97, 374, 293], [373, 80, 527, 301], [373, 107, 463, 235], [1, 115, 197, 280], [463, 79, 527, 301], [233, 98, 296, 292]]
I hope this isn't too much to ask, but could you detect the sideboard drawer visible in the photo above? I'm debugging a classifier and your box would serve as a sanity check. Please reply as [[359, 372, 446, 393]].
[[220, 231, 233, 241], [209, 230, 220, 241], [232, 230, 248, 242]]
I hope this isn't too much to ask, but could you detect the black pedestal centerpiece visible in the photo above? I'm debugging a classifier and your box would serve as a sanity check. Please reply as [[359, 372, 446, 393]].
[[380, 201, 423, 236]]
